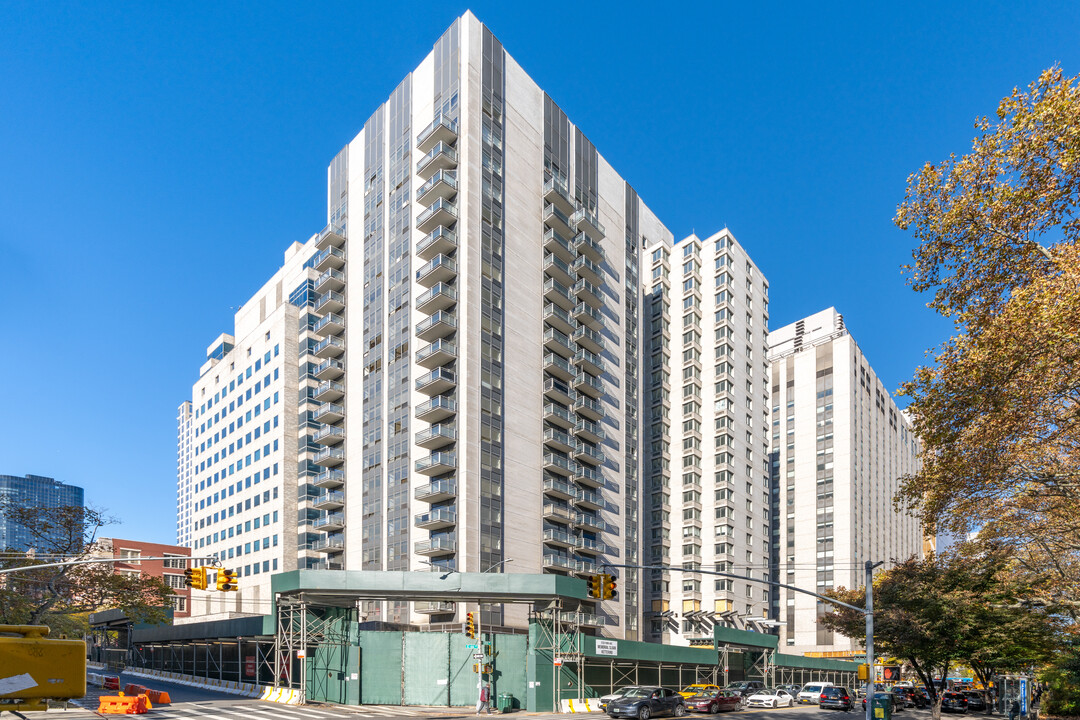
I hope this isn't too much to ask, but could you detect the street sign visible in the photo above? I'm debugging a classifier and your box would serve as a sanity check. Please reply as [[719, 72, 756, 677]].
[[596, 639, 618, 656], [554, 657, 563, 666], [473, 653, 484, 660], [465, 644, 479, 649]]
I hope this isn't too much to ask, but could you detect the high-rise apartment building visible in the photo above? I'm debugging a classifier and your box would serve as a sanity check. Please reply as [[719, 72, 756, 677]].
[[767, 308, 922, 655], [0, 474, 84, 552], [178, 11, 738, 637], [642, 231, 772, 646]]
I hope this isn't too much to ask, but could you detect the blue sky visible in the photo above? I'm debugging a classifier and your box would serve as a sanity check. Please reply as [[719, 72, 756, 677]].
[[2, 1, 1078, 544]]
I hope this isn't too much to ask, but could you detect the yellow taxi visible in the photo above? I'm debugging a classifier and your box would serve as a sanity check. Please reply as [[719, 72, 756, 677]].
[[679, 684, 721, 699]]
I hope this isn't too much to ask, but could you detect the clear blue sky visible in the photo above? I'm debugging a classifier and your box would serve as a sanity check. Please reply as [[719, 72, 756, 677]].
[[2, 1, 1078, 544]]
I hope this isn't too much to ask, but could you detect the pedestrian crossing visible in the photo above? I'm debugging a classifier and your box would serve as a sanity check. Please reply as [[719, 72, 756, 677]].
[[45, 699, 470, 719]]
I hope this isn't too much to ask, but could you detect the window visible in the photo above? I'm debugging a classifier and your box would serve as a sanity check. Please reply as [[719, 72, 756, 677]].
[[118, 549, 141, 564], [162, 554, 186, 570], [163, 574, 187, 590]]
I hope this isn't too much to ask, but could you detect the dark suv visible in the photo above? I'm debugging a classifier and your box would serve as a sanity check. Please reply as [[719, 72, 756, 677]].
[[725, 681, 765, 698], [607, 687, 687, 720], [819, 687, 854, 712]]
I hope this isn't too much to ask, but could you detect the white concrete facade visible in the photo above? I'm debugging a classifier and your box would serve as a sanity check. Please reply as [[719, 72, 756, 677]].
[[768, 308, 922, 655], [642, 231, 772, 646]]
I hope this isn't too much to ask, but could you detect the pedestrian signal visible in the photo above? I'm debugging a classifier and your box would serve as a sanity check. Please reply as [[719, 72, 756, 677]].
[[184, 566, 208, 590], [603, 574, 618, 600], [587, 574, 603, 598], [216, 568, 239, 592]]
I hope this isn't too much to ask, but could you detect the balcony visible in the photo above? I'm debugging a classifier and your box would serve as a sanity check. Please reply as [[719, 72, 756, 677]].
[[315, 268, 346, 293], [574, 512, 605, 532], [573, 279, 603, 308], [314, 402, 345, 424], [416, 339, 457, 369], [571, 206, 606, 241], [313, 468, 344, 489], [313, 246, 346, 272], [416, 310, 457, 342], [314, 358, 345, 381], [543, 277, 575, 312], [417, 114, 458, 153], [313, 336, 345, 359], [575, 418, 605, 443], [543, 327, 574, 359], [543, 302, 575, 336], [313, 490, 345, 510], [543, 252, 574, 286], [574, 371, 603, 399], [416, 197, 458, 234], [316, 290, 346, 315], [416, 254, 457, 287], [416, 170, 458, 206], [315, 223, 346, 250], [561, 611, 606, 627], [543, 402, 574, 430], [311, 560, 344, 571], [574, 301, 603, 331], [312, 536, 345, 553], [574, 348, 604, 376], [575, 231, 606, 264], [543, 203, 574, 237], [576, 464, 604, 489], [415, 423, 456, 449], [543, 528, 580, 549], [416, 142, 458, 180], [415, 600, 456, 614], [575, 441, 605, 466], [416, 282, 457, 314], [575, 558, 599, 576], [313, 512, 345, 532], [543, 176, 574, 215], [543, 377, 574, 405], [416, 396, 456, 423], [415, 507, 457, 530], [542, 553, 576, 573], [543, 227, 575, 264], [543, 451, 577, 477], [543, 427, 575, 453], [542, 476, 578, 501], [415, 451, 456, 476], [577, 534, 610, 553], [542, 503, 574, 523], [314, 424, 346, 446], [414, 478, 457, 503], [414, 538, 457, 557], [575, 487, 603, 511], [416, 367, 456, 396], [574, 395, 604, 422], [416, 227, 457, 261], [544, 352, 575, 382], [573, 326, 604, 354], [314, 380, 346, 402], [313, 312, 345, 337], [313, 446, 345, 468], [572, 254, 603, 284]]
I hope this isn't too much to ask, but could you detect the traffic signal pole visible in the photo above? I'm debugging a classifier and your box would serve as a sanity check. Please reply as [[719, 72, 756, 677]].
[[0, 555, 218, 575], [866, 560, 883, 720]]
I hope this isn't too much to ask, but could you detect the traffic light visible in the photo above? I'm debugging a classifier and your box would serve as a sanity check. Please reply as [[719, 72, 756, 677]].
[[587, 574, 603, 599], [184, 566, 208, 590], [465, 612, 476, 639], [0, 625, 85, 712], [858, 664, 871, 681], [602, 574, 618, 601], [216, 568, 239, 592]]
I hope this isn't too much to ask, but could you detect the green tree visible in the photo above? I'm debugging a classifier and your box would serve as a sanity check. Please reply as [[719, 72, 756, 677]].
[[0, 503, 175, 635], [821, 548, 1062, 720], [894, 67, 1080, 605]]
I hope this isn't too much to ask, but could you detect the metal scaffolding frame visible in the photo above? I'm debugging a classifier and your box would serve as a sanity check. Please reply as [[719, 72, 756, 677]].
[[530, 598, 585, 709], [274, 593, 354, 704]]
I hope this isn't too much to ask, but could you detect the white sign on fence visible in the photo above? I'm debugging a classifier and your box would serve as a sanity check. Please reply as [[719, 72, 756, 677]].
[[595, 640, 618, 656]]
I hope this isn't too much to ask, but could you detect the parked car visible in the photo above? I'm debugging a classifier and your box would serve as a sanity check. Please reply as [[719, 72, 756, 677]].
[[601, 687, 644, 710], [964, 692, 987, 712], [679, 684, 721, 699], [746, 689, 796, 708], [818, 687, 854, 712], [685, 690, 744, 714], [941, 692, 969, 714], [862, 692, 905, 714], [892, 687, 923, 708], [607, 687, 687, 720], [725, 681, 766, 698], [799, 683, 836, 704], [777, 684, 803, 696]]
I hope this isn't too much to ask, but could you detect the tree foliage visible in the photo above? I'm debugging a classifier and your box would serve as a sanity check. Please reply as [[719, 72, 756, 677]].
[[894, 66, 1080, 603], [0, 503, 175, 635], [821, 547, 1062, 720]]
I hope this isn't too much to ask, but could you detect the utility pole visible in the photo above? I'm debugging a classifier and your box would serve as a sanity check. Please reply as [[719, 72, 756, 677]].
[[866, 560, 883, 720]]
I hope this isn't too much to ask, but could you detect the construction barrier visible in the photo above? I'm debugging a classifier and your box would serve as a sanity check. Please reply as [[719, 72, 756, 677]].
[[97, 692, 150, 715], [121, 666, 296, 704], [560, 698, 603, 713], [123, 683, 147, 696], [103, 676, 120, 690], [144, 688, 171, 705]]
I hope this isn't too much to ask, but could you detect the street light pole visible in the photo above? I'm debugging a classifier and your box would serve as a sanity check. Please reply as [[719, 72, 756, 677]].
[[866, 560, 883, 720]]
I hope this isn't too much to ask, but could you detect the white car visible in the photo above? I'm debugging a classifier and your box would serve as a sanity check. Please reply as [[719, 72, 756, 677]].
[[798, 683, 835, 704], [745, 689, 796, 708]]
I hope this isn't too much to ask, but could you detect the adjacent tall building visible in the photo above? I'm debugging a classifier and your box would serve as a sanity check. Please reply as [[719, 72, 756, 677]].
[[0, 474, 84, 552], [767, 308, 922, 656]]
